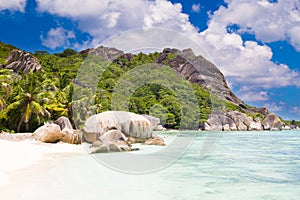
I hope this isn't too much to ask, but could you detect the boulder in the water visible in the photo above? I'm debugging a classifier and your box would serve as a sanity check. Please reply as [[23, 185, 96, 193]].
[[144, 136, 165, 146]]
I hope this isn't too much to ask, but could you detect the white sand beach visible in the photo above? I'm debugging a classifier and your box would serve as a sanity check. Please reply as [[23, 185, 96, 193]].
[[0, 139, 85, 187], [0, 139, 170, 200]]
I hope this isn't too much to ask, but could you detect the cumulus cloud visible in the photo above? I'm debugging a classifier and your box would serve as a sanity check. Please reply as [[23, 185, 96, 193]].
[[236, 87, 269, 102], [200, 0, 300, 89], [36, 0, 300, 92], [40, 27, 75, 49], [0, 0, 26, 12], [191, 3, 201, 13], [36, 0, 198, 49], [211, 0, 300, 50], [263, 102, 285, 112], [291, 106, 300, 114]]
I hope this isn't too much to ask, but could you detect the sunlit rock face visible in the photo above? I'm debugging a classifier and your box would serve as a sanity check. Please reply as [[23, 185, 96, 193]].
[[82, 111, 153, 143], [4, 50, 42, 73]]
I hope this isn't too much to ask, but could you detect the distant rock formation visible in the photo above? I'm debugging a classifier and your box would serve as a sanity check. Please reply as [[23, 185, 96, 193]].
[[4, 50, 42, 73], [262, 113, 284, 131], [201, 111, 288, 131], [87, 46, 124, 61], [155, 48, 268, 116]]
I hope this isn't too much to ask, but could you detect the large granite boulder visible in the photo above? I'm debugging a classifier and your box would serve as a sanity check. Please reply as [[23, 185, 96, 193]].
[[4, 50, 42, 73], [249, 118, 263, 131], [33, 123, 62, 143], [262, 113, 283, 130], [54, 116, 81, 144], [225, 111, 250, 131], [142, 115, 162, 131], [82, 111, 153, 143], [54, 116, 73, 130], [99, 129, 128, 143], [60, 129, 82, 144]]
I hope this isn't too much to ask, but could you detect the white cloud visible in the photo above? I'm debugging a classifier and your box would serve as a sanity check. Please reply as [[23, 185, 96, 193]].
[[236, 87, 269, 102], [0, 0, 26, 12], [36, 0, 198, 49], [40, 27, 75, 49], [199, 0, 300, 89], [210, 0, 300, 49], [289, 26, 300, 51], [291, 106, 300, 114], [36, 0, 300, 91], [263, 102, 285, 112], [191, 3, 200, 13]]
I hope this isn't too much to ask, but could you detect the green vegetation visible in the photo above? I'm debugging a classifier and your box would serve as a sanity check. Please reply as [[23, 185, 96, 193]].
[[0, 42, 17, 64], [285, 120, 300, 127], [0, 42, 262, 132]]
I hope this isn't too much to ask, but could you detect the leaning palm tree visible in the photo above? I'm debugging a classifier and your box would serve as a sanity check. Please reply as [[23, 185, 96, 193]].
[[1, 72, 50, 132]]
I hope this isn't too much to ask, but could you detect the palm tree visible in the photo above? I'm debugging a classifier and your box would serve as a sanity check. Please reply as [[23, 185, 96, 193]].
[[2, 72, 50, 132]]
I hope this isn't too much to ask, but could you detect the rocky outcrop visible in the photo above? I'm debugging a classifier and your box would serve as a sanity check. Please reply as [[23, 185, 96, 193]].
[[88, 46, 124, 61], [155, 48, 268, 116], [54, 116, 81, 144], [60, 129, 82, 145], [32, 117, 81, 144], [202, 111, 262, 131], [82, 111, 153, 143], [202, 111, 288, 131], [262, 113, 284, 130], [33, 123, 62, 143], [4, 50, 42, 73], [83, 111, 166, 153]]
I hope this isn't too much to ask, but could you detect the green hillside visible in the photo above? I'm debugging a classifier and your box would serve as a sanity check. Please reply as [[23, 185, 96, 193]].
[[0, 42, 260, 132]]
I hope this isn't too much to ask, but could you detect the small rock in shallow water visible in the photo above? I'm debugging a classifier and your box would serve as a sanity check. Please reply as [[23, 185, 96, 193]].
[[144, 137, 165, 146]]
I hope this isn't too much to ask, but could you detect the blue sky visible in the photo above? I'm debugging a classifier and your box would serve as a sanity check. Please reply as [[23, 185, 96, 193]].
[[1, 0, 300, 120]]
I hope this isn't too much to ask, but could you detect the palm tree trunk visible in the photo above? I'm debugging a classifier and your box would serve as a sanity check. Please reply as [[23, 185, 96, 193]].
[[25, 123, 29, 132], [17, 116, 24, 133]]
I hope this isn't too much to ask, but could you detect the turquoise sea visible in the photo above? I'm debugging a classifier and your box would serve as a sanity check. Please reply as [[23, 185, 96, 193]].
[[2, 131, 300, 200]]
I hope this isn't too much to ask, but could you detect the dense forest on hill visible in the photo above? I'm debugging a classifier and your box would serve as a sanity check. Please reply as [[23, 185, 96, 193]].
[[0, 42, 297, 133]]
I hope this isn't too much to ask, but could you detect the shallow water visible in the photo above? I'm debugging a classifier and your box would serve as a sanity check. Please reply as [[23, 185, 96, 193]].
[[1, 131, 300, 200]]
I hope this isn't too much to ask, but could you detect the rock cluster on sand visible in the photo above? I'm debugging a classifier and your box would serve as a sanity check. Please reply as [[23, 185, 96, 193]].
[[33, 116, 81, 144], [83, 111, 165, 153], [201, 111, 288, 131]]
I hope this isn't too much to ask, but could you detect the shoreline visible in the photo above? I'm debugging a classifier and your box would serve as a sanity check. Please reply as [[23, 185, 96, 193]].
[[0, 139, 86, 187]]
